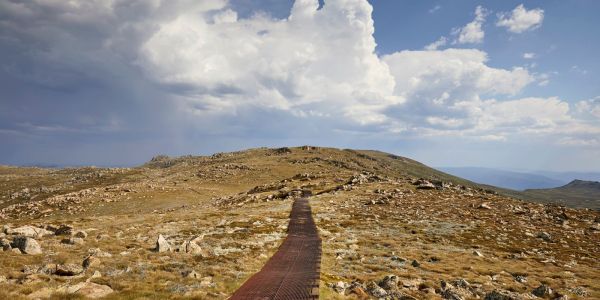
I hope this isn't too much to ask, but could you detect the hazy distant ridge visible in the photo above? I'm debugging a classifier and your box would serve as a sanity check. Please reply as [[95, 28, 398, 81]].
[[437, 167, 566, 191]]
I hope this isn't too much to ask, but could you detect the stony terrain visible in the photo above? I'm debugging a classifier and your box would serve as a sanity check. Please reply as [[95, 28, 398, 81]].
[[0, 147, 598, 299]]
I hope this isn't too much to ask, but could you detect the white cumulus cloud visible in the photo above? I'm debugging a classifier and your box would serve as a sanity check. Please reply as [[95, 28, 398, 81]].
[[0, 0, 599, 161], [424, 36, 447, 51], [497, 4, 544, 33], [523, 52, 536, 59], [453, 6, 487, 44]]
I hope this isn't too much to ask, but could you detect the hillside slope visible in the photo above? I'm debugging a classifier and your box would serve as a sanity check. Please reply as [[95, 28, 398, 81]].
[[522, 180, 600, 210], [0, 147, 598, 299]]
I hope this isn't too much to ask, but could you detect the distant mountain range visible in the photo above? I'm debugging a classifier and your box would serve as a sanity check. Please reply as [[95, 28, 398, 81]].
[[437, 167, 600, 191], [437, 167, 565, 190]]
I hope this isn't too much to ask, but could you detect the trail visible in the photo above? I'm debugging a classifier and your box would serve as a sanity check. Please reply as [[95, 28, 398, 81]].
[[229, 198, 321, 299]]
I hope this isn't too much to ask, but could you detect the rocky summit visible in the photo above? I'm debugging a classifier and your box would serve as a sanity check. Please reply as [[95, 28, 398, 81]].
[[0, 147, 598, 299]]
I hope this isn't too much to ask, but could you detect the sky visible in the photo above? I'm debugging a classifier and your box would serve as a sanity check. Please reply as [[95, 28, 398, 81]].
[[0, 0, 599, 171]]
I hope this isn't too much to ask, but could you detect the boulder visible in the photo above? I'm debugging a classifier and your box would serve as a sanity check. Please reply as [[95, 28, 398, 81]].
[[331, 281, 349, 294], [12, 236, 42, 254], [56, 263, 84, 276], [55, 225, 74, 236], [532, 284, 552, 297], [178, 237, 206, 256], [37, 263, 58, 275], [0, 238, 11, 251], [65, 282, 113, 298], [74, 230, 88, 238], [62, 237, 84, 245], [366, 281, 387, 297], [537, 232, 552, 242], [378, 274, 399, 291], [155, 234, 171, 252], [7, 226, 52, 238], [88, 248, 112, 258]]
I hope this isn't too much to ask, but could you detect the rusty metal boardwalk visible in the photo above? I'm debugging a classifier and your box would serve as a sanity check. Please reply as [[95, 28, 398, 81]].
[[230, 198, 322, 299]]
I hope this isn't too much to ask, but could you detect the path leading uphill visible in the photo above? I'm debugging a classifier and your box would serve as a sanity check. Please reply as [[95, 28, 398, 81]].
[[230, 197, 322, 299]]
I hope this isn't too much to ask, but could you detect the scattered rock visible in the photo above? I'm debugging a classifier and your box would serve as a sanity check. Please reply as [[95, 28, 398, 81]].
[[331, 281, 349, 294], [567, 287, 588, 297], [200, 276, 214, 287], [514, 275, 527, 283], [532, 284, 552, 297], [74, 230, 88, 238], [401, 278, 422, 289], [87, 270, 102, 281], [6, 226, 52, 238], [55, 263, 84, 276], [178, 237, 206, 256], [12, 236, 42, 254], [62, 237, 84, 245], [155, 234, 171, 252], [0, 238, 12, 251], [411, 260, 420, 267], [484, 289, 524, 300], [55, 225, 74, 236], [38, 263, 59, 275], [537, 232, 552, 242], [65, 282, 113, 298], [473, 250, 483, 257], [478, 203, 492, 210], [378, 274, 399, 291], [414, 179, 436, 190], [366, 281, 388, 297], [88, 248, 112, 258], [183, 270, 201, 279]]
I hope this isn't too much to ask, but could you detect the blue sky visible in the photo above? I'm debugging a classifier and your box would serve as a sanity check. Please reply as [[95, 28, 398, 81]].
[[1, 0, 599, 171]]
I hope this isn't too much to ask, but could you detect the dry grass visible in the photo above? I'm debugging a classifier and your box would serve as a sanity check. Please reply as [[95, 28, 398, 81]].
[[1, 147, 598, 299]]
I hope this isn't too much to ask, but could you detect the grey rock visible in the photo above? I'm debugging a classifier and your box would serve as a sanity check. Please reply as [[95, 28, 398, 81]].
[[366, 281, 388, 297], [155, 234, 171, 252], [56, 263, 84, 276], [537, 232, 552, 242], [532, 284, 552, 297], [55, 225, 74, 236], [484, 289, 524, 300], [378, 274, 399, 291], [74, 230, 88, 239], [62, 237, 84, 245], [0, 238, 11, 251], [12, 236, 42, 254], [64, 281, 113, 298], [7, 226, 52, 238]]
